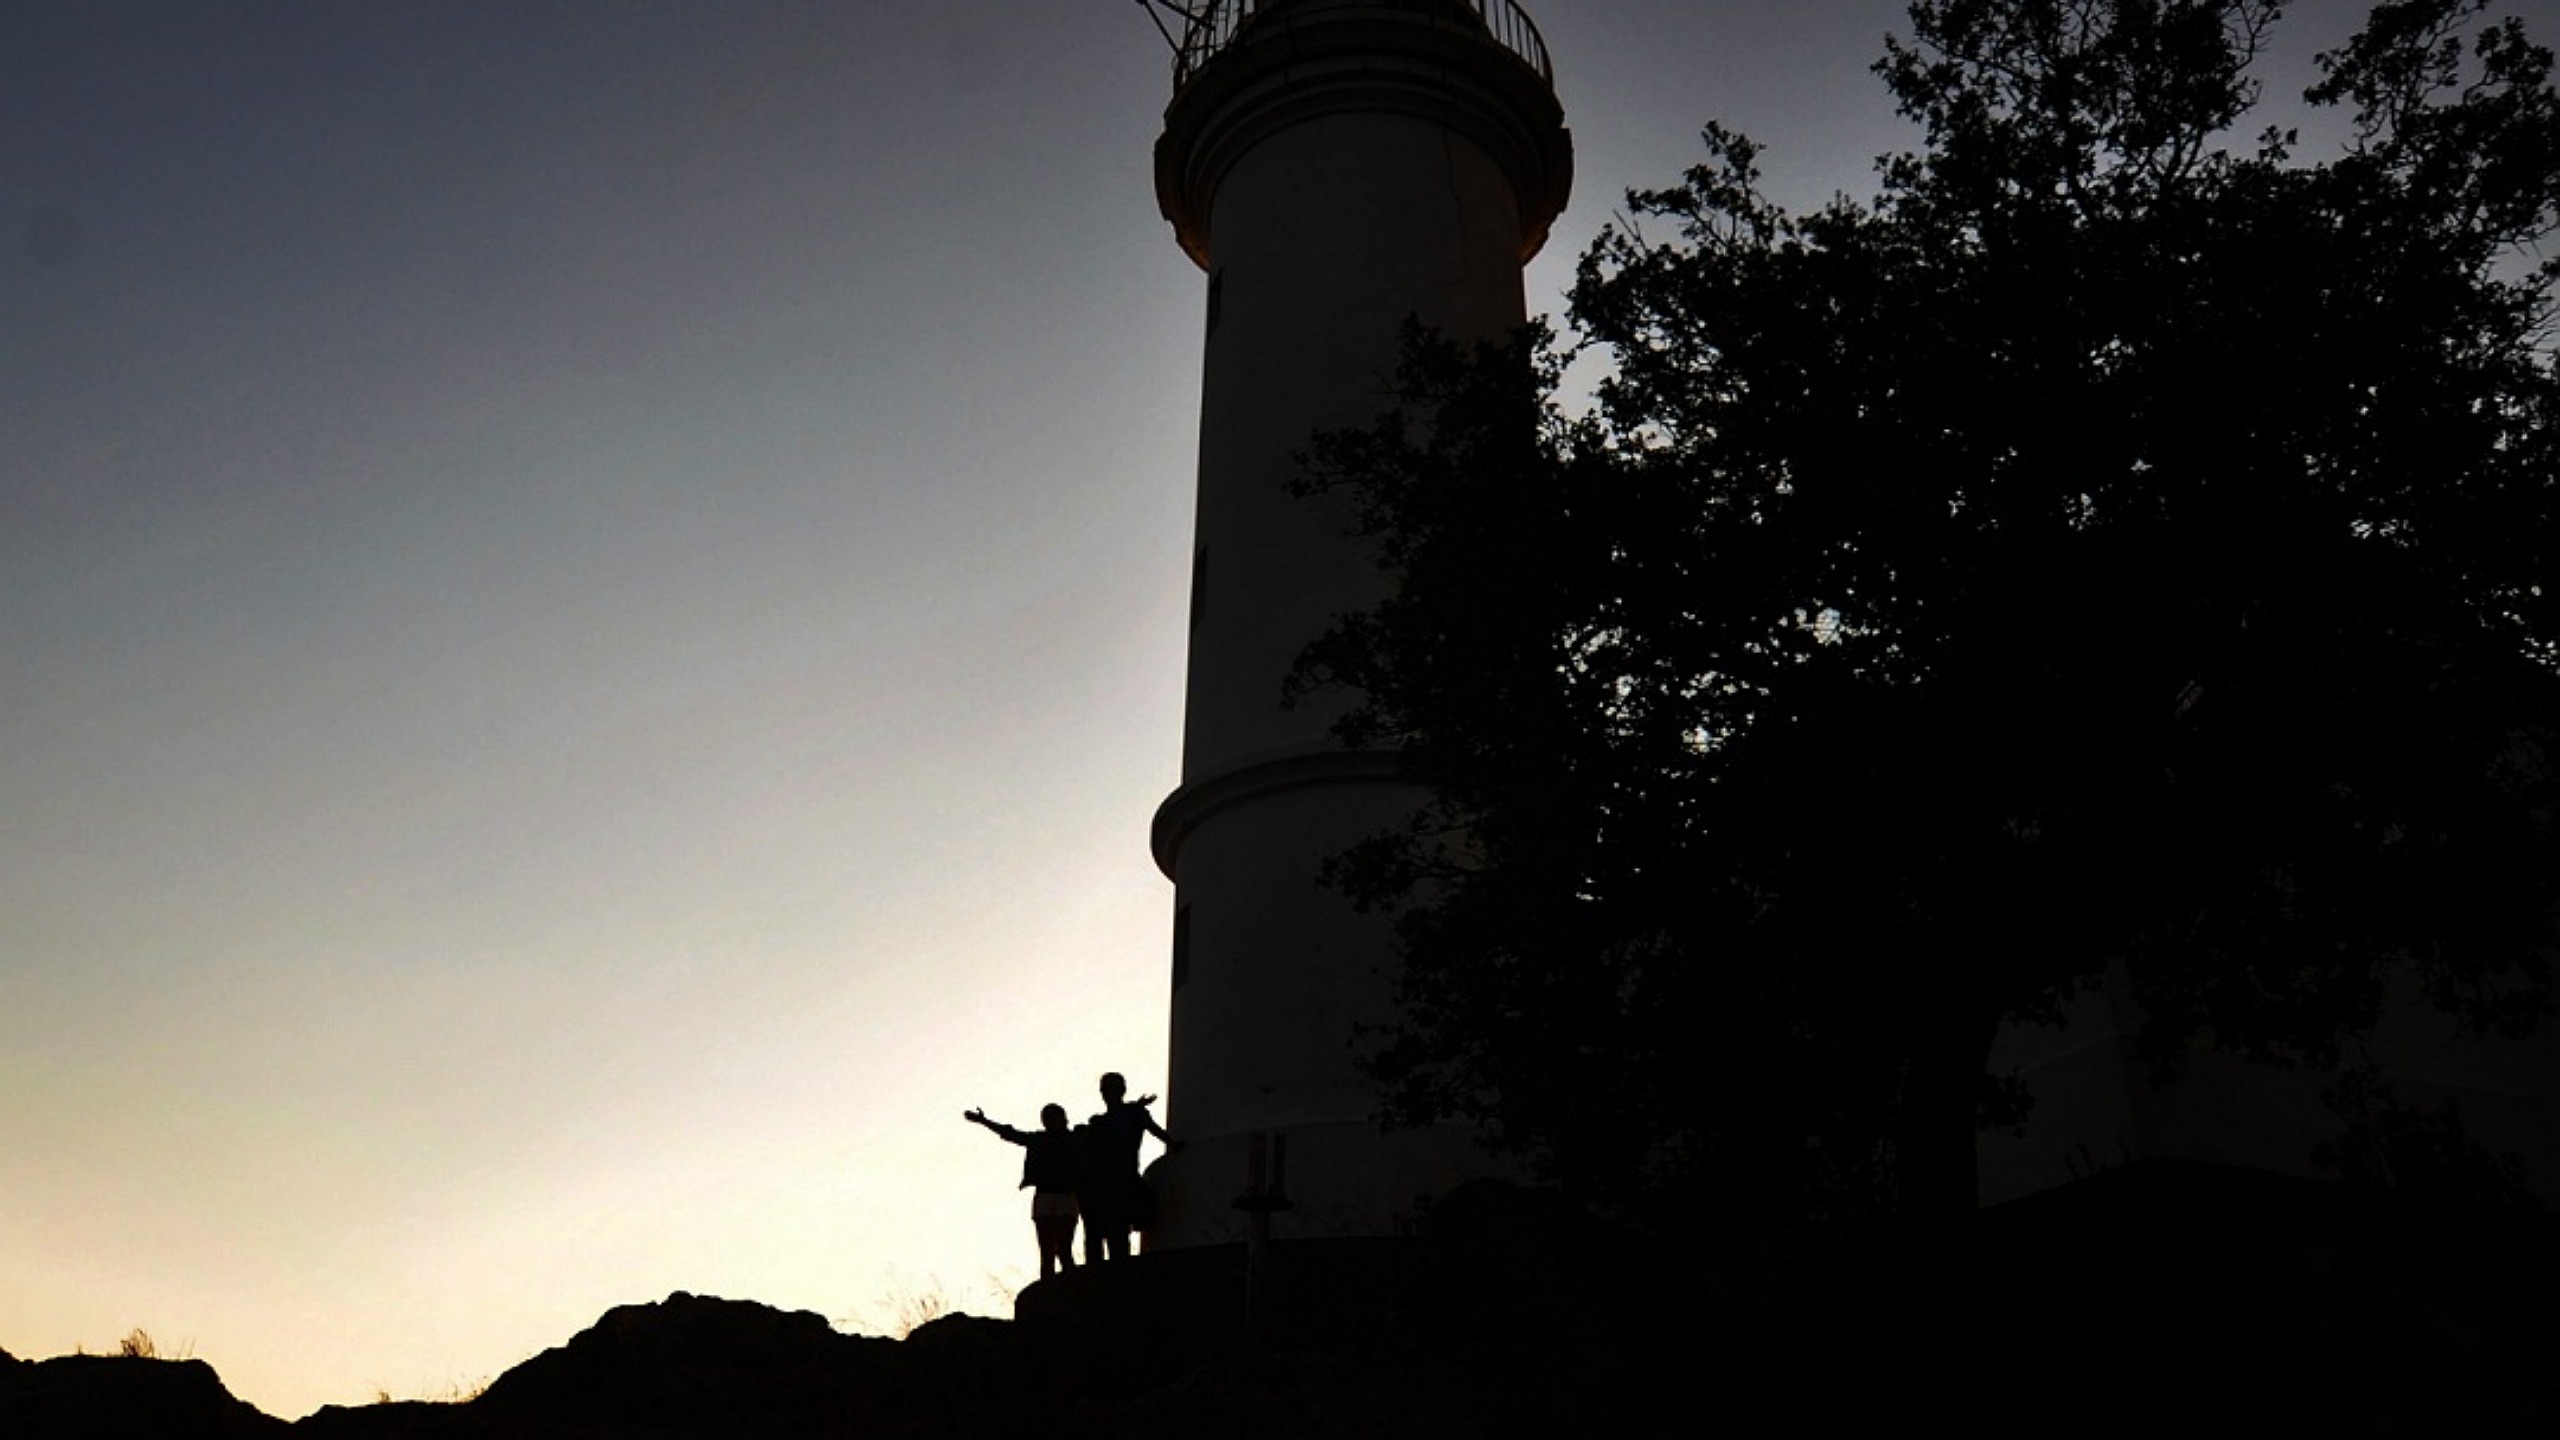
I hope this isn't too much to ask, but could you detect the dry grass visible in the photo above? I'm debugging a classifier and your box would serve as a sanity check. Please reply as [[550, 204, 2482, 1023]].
[[109, 1329, 189, 1360], [880, 1278, 953, 1339], [836, 1265, 1027, 1340]]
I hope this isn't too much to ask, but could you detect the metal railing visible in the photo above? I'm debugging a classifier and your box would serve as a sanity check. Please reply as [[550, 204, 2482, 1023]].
[[1168, 0, 1552, 91]]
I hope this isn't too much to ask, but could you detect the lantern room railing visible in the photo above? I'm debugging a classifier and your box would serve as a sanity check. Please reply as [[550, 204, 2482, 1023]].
[[1168, 0, 1552, 91]]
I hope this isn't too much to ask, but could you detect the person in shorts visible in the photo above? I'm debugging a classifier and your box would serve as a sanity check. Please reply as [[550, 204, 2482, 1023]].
[[964, 1102, 1082, 1279]]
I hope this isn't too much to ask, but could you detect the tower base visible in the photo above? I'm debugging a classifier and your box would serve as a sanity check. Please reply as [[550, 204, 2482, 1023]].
[[1142, 1120, 1507, 1249]]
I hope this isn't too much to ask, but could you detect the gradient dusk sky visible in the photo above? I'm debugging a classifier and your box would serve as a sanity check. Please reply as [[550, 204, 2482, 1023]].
[[2, 0, 2425, 1418]]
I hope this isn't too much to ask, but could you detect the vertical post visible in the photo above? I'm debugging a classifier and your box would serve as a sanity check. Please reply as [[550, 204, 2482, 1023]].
[[1234, 1131, 1293, 1342]]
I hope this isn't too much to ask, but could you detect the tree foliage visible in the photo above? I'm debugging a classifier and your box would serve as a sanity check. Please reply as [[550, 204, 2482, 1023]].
[[1295, 0, 2560, 1240]]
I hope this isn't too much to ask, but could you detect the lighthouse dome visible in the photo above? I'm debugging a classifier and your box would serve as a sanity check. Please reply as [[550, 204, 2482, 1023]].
[[1155, 0, 1568, 271]]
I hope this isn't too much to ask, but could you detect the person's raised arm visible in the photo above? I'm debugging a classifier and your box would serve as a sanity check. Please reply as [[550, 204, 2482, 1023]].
[[964, 1108, 1027, 1144], [1124, 1093, 1173, 1143]]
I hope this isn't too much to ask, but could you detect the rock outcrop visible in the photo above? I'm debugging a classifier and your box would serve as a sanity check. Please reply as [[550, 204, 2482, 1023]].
[[0, 1353, 290, 1440], [6, 1167, 2554, 1438]]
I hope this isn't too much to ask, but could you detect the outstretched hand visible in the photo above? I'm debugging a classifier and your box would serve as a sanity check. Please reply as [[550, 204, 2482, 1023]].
[[963, 1107, 986, 1124], [1133, 1093, 1157, 1108]]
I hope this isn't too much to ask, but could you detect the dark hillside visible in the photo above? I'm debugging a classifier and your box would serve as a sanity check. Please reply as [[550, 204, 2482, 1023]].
[[5, 1167, 2553, 1438]]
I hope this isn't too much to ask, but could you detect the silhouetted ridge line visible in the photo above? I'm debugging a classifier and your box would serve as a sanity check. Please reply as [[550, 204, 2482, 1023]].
[[10, 1167, 2557, 1436]]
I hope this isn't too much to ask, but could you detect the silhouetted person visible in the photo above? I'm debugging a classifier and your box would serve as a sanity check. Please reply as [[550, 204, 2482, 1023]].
[[964, 1103, 1081, 1279], [1077, 1072, 1170, 1263]]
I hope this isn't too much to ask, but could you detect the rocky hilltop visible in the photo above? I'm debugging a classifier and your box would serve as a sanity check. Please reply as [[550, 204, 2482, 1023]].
[[4, 1167, 2553, 1438]]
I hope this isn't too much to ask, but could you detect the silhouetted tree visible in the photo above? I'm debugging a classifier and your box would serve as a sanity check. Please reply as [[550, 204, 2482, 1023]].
[[1296, 0, 2560, 1315]]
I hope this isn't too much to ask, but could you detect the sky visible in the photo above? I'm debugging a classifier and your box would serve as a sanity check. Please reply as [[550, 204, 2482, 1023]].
[[0, 0, 2477, 1419]]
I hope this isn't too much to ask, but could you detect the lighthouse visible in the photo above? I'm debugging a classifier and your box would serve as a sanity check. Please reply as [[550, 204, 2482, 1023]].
[[1143, 0, 1572, 1247]]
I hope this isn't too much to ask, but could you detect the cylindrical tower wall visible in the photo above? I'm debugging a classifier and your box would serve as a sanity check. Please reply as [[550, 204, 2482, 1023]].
[[1148, 2, 1569, 1247], [1181, 108, 1529, 774]]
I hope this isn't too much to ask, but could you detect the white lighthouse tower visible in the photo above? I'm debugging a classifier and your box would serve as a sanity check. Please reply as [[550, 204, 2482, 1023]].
[[1143, 0, 1572, 1248]]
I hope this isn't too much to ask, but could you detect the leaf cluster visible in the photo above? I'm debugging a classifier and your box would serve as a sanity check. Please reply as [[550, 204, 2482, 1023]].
[[1298, 0, 2560, 1233]]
